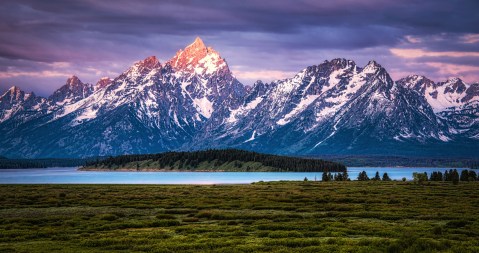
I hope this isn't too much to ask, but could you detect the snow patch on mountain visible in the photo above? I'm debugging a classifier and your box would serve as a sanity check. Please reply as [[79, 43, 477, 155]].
[[425, 79, 471, 112], [193, 97, 213, 118], [227, 96, 263, 123], [277, 95, 319, 125], [244, 130, 257, 142], [1, 38, 478, 158]]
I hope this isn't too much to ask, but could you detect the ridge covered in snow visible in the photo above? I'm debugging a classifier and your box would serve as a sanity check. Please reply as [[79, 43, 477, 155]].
[[0, 38, 478, 158]]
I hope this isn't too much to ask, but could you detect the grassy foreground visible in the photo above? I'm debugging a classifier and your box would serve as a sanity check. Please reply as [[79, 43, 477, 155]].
[[0, 182, 478, 252]]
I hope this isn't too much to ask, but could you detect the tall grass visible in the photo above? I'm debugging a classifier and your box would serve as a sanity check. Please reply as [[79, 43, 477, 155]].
[[0, 181, 478, 252]]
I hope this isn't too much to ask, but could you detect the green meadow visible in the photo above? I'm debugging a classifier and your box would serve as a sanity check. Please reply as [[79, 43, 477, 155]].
[[0, 181, 478, 252]]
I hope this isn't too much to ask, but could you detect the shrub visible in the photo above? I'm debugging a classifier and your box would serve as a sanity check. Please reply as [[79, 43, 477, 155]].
[[151, 220, 180, 227], [99, 214, 119, 221], [156, 214, 176, 219], [413, 172, 428, 184]]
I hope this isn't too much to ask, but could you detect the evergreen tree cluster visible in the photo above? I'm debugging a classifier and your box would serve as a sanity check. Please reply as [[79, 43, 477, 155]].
[[429, 171, 444, 181], [86, 149, 347, 172], [0, 158, 95, 169], [430, 169, 477, 183], [417, 169, 478, 185], [460, 170, 477, 181], [321, 171, 349, 181], [357, 171, 391, 181]]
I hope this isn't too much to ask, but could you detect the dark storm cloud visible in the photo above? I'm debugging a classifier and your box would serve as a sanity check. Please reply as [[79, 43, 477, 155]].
[[1, 0, 479, 95]]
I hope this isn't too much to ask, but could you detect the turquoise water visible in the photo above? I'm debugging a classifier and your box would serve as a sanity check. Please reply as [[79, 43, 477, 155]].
[[0, 167, 468, 184]]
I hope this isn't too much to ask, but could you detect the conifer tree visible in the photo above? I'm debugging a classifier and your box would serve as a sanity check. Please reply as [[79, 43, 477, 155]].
[[437, 171, 443, 181], [357, 171, 369, 181], [322, 172, 329, 182], [382, 172, 391, 181], [452, 169, 460, 185], [460, 170, 469, 182], [468, 170, 477, 181]]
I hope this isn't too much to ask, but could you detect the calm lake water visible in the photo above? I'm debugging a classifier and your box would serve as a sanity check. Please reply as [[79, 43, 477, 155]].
[[0, 167, 468, 184]]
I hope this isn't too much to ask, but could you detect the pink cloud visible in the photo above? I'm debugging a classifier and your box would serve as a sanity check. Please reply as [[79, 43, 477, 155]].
[[461, 34, 479, 44], [390, 48, 479, 58], [425, 62, 479, 81]]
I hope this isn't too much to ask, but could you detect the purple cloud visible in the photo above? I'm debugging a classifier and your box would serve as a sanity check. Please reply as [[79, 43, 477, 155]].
[[1, 0, 478, 96]]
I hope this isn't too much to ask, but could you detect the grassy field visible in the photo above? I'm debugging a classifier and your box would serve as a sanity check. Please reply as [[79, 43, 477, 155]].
[[0, 182, 478, 252]]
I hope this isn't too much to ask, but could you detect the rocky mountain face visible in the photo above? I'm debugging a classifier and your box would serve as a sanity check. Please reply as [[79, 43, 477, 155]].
[[49, 76, 94, 106], [0, 38, 478, 158], [397, 75, 479, 141], [195, 59, 453, 156]]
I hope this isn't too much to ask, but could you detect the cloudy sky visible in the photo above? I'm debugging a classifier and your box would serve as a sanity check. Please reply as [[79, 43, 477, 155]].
[[1, 0, 478, 96]]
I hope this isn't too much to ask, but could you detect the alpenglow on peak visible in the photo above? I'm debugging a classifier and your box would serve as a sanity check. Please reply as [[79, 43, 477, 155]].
[[167, 37, 228, 75], [1, 38, 478, 158]]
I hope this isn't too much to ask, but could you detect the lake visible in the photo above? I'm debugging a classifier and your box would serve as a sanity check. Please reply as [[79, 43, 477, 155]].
[[0, 167, 468, 184]]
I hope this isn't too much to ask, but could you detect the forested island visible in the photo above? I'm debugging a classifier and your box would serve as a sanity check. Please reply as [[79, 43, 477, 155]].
[[82, 149, 347, 172], [2, 152, 479, 170]]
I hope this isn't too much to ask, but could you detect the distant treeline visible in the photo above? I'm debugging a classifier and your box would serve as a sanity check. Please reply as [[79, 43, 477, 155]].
[[86, 149, 347, 172], [0, 157, 97, 169], [313, 155, 479, 169]]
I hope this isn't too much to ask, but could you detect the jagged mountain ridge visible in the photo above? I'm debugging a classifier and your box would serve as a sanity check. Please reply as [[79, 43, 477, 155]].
[[0, 38, 478, 158], [194, 59, 452, 155]]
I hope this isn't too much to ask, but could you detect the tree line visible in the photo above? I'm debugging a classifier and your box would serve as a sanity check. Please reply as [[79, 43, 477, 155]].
[[427, 169, 477, 184], [356, 171, 392, 181], [320, 171, 350, 181], [86, 149, 347, 172], [313, 155, 479, 169], [303, 171, 392, 182], [0, 158, 95, 169]]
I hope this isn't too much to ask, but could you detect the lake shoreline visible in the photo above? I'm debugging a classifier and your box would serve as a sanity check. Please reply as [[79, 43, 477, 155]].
[[78, 166, 473, 172], [0, 167, 471, 184], [78, 167, 343, 172], [79, 167, 229, 172]]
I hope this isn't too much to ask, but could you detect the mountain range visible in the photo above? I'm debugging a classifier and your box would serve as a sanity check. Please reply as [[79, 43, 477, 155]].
[[1, 37, 478, 158]]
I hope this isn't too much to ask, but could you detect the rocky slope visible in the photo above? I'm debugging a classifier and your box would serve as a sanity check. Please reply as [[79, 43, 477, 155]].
[[0, 38, 478, 158]]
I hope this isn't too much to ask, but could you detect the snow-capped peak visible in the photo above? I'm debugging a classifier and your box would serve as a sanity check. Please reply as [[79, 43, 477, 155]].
[[49, 76, 93, 106], [1, 86, 16, 98], [95, 77, 113, 90], [121, 56, 162, 80], [167, 37, 228, 75], [189, 36, 206, 49], [127, 56, 161, 74], [329, 58, 357, 69], [137, 56, 161, 69], [1, 86, 25, 102], [66, 76, 83, 87], [404, 76, 474, 112], [3, 36, 479, 159], [438, 77, 468, 92], [397, 75, 435, 93], [363, 60, 383, 73], [8, 85, 20, 93]]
